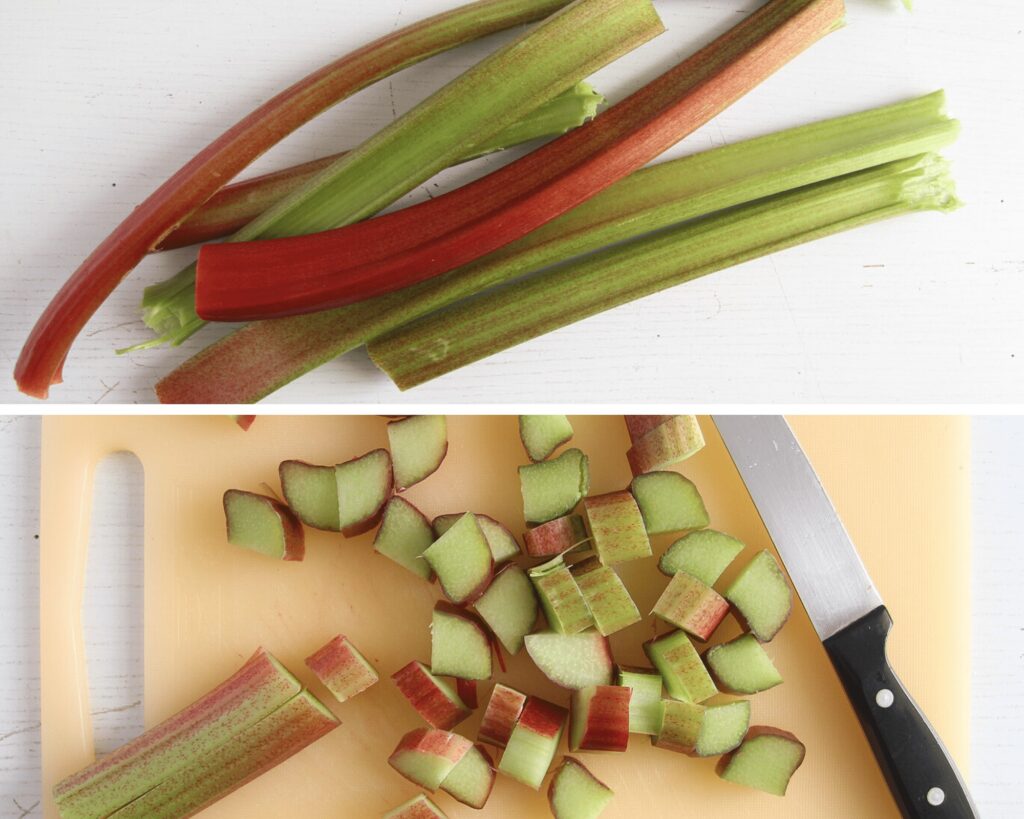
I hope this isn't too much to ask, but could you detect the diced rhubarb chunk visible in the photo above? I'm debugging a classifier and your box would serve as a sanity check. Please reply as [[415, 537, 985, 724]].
[[498, 697, 567, 789], [479, 684, 528, 749], [717, 727, 806, 796], [391, 661, 471, 730], [520, 415, 574, 461], [434, 512, 521, 564], [384, 793, 448, 819], [388, 415, 448, 490], [624, 415, 675, 444], [724, 550, 793, 642], [571, 558, 640, 636], [223, 490, 304, 560], [388, 728, 473, 791], [652, 571, 730, 641], [431, 603, 492, 680], [629, 471, 709, 534], [583, 491, 651, 565], [519, 448, 590, 523], [615, 665, 662, 736], [279, 460, 340, 531], [529, 556, 594, 635], [570, 685, 631, 752], [374, 496, 435, 580], [524, 514, 589, 557], [658, 529, 744, 585], [548, 756, 614, 819], [626, 415, 704, 476], [423, 512, 494, 604], [643, 630, 717, 703], [524, 630, 613, 689], [654, 699, 749, 757], [304, 634, 378, 703], [439, 743, 496, 809], [706, 634, 783, 694], [334, 448, 393, 536], [474, 564, 538, 654]]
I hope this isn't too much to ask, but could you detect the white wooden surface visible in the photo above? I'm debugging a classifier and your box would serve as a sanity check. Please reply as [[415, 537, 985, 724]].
[[1, 415, 1022, 816], [1, 1, 1022, 404]]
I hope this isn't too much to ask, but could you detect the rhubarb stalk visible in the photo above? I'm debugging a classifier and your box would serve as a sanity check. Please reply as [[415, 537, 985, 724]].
[[14, 0, 580, 398], [193, 0, 846, 321], [156, 91, 957, 403], [367, 154, 958, 388]]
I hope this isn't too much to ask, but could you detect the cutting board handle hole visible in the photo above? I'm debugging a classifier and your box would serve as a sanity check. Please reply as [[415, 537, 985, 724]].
[[84, 451, 144, 755]]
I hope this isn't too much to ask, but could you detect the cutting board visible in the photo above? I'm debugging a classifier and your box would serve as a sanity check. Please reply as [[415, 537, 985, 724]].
[[39, 416, 971, 818]]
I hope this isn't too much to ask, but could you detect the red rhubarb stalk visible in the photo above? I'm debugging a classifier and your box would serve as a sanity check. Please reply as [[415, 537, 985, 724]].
[[194, 0, 846, 322], [13, 0, 574, 398]]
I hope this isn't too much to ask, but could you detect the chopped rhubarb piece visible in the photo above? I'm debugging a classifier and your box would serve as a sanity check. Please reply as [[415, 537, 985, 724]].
[[54, 648, 300, 817], [524, 630, 613, 689], [706, 634, 783, 694], [473, 564, 538, 654], [652, 571, 730, 641], [279, 460, 340, 531], [624, 415, 674, 444], [549, 756, 614, 819], [431, 602, 492, 680], [519, 448, 590, 523], [658, 529, 745, 585], [643, 630, 717, 704], [479, 683, 528, 749], [335, 448, 393, 536], [529, 556, 594, 634], [571, 558, 640, 636], [629, 471, 709, 534], [498, 697, 567, 789], [524, 514, 589, 557], [569, 685, 631, 752], [434, 512, 520, 564], [384, 794, 448, 819], [627, 416, 705, 476], [388, 415, 448, 490], [223, 489, 304, 560], [456, 678, 478, 710], [423, 512, 494, 605], [520, 415, 574, 461], [653, 699, 703, 755], [391, 661, 471, 730], [655, 699, 749, 758], [305, 635, 378, 703], [582, 490, 651, 565], [439, 743, 496, 809], [374, 496, 435, 580], [717, 727, 806, 796], [724, 550, 793, 641], [615, 665, 662, 736], [106, 690, 338, 818], [389, 728, 474, 791]]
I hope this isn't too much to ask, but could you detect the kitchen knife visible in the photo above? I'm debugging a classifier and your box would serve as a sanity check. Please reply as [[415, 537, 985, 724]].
[[713, 415, 977, 819]]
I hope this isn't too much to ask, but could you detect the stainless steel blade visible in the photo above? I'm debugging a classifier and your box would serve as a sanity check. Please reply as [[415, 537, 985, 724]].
[[713, 415, 883, 641]]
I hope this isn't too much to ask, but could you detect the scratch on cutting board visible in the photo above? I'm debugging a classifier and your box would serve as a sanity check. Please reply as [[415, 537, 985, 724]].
[[92, 700, 141, 716], [0, 722, 40, 743]]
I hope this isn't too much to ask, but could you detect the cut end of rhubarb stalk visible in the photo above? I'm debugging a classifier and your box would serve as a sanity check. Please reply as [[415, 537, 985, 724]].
[[524, 514, 590, 557], [431, 602, 493, 680], [724, 550, 793, 642], [388, 727, 474, 791], [652, 571, 730, 642], [520, 414, 575, 461], [529, 557, 594, 635], [388, 415, 448, 490], [479, 684, 528, 749], [520, 448, 590, 523], [627, 416, 704, 476], [434, 512, 520, 564], [391, 661, 471, 731], [374, 496, 435, 580], [423, 512, 494, 605], [572, 558, 641, 636], [473, 564, 538, 655], [223, 489, 304, 561], [583, 490, 651, 566], [630, 471, 709, 534], [524, 630, 613, 689], [706, 633, 783, 694], [279, 460, 341, 531], [570, 685, 631, 752], [335, 448, 394, 537], [548, 757, 614, 819], [717, 727, 806, 796], [658, 529, 745, 585], [305, 634, 378, 704], [498, 696, 567, 789], [643, 629, 717, 704], [439, 743, 496, 809]]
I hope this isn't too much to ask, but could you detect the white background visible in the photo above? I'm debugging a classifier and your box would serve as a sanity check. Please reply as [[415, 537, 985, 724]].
[[1, 0, 1022, 404], [1, 415, 1022, 816]]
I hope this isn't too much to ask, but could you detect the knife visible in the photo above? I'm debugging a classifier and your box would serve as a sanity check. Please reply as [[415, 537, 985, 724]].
[[713, 415, 977, 819]]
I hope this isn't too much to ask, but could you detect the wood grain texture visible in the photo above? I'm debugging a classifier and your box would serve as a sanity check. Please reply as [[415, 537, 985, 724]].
[[1, 0, 1021, 403]]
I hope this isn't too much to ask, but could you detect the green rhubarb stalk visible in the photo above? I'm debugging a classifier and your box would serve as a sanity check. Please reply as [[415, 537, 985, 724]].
[[155, 91, 958, 403], [135, 0, 663, 349], [367, 153, 959, 388], [107, 691, 339, 818], [53, 648, 300, 819], [152, 82, 605, 253]]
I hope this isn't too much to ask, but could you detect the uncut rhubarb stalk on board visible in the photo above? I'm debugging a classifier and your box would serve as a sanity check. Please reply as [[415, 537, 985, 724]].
[[14, 0, 582, 398], [367, 154, 959, 388], [53, 648, 301, 819], [156, 90, 958, 403], [139, 0, 662, 348], [192, 0, 846, 322]]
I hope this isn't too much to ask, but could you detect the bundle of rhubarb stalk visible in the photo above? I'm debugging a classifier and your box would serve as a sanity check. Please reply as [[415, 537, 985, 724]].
[[14, 0, 959, 402], [54, 415, 806, 817]]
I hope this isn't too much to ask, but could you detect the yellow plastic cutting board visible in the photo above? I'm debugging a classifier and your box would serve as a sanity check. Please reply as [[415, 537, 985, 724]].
[[39, 416, 970, 818]]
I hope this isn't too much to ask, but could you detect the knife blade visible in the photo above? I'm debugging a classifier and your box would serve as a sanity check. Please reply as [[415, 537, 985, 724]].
[[713, 415, 977, 819]]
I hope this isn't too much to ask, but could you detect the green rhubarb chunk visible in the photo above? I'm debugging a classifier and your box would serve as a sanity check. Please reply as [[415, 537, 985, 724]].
[[629, 471, 709, 534], [106, 690, 338, 818], [615, 666, 663, 735], [498, 698, 566, 789], [583, 490, 651, 565], [520, 415, 574, 461], [434, 512, 520, 563], [524, 630, 613, 689], [431, 604, 492, 680], [658, 529, 745, 585], [374, 496, 435, 580], [384, 793, 448, 819], [654, 699, 703, 754], [652, 571, 729, 641], [439, 744, 495, 809], [643, 630, 717, 703], [627, 416, 705, 476], [724, 550, 793, 642], [519, 448, 590, 523], [474, 564, 538, 654], [279, 460, 340, 530], [54, 648, 301, 819], [389, 728, 474, 791], [697, 700, 750, 757], [388, 415, 448, 490], [334, 448, 393, 534], [304, 635, 379, 703], [223, 489, 302, 560], [529, 556, 594, 634], [548, 756, 614, 819], [718, 728, 806, 796], [706, 634, 783, 694], [423, 512, 494, 604], [572, 558, 640, 636]]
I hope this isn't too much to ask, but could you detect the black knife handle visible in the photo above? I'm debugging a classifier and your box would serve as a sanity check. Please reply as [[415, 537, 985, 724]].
[[823, 606, 977, 818]]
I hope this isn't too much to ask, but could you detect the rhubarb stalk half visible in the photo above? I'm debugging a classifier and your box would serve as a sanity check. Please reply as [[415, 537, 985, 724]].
[[14, 0, 579, 397], [367, 154, 959, 388], [193, 0, 846, 321], [155, 91, 957, 403]]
